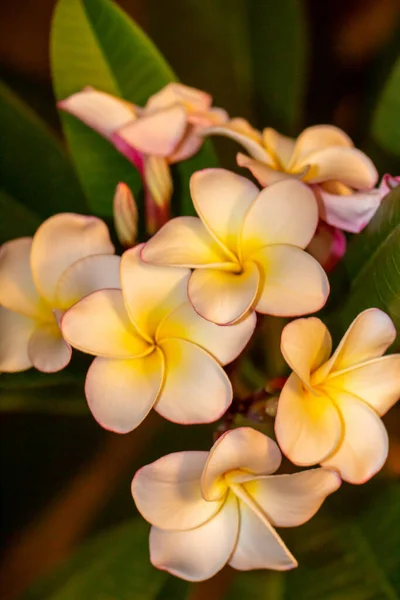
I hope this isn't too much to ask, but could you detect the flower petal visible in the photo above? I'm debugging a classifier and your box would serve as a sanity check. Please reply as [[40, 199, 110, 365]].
[[28, 322, 72, 373], [202, 122, 271, 163], [188, 263, 259, 325], [0, 308, 36, 372], [85, 351, 163, 433], [146, 83, 212, 113], [142, 216, 229, 268], [254, 245, 330, 317], [241, 179, 318, 255], [58, 88, 135, 138], [307, 223, 347, 272], [301, 147, 378, 189], [262, 128, 296, 168], [150, 493, 239, 582], [237, 153, 300, 186], [317, 186, 382, 233], [121, 245, 191, 341], [157, 301, 256, 365], [289, 125, 353, 169], [275, 373, 342, 465], [190, 169, 259, 256], [56, 254, 121, 309], [168, 128, 203, 163], [243, 468, 341, 528], [155, 338, 232, 424], [201, 428, 281, 501], [31, 213, 114, 306], [132, 451, 222, 531], [322, 392, 388, 484], [61, 289, 149, 358]]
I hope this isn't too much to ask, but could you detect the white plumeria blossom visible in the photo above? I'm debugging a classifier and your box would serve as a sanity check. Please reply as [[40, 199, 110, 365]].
[[61, 245, 256, 433], [0, 213, 118, 373], [142, 168, 329, 325], [132, 427, 341, 582], [275, 308, 400, 484]]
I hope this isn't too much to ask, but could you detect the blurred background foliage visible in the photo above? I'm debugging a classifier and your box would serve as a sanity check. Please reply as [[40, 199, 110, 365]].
[[0, 0, 399, 598]]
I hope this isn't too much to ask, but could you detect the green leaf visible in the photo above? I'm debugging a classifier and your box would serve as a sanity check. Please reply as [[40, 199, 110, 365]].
[[371, 56, 400, 157], [21, 519, 189, 600], [0, 189, 41, 242], [0, 80, 86, 217]]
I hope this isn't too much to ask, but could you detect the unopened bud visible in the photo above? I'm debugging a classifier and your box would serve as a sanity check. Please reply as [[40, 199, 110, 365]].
[[113, 182, 138, 248], [144, 156, 173, 234]]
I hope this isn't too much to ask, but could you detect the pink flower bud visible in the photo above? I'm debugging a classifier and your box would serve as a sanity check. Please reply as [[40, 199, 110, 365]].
[[113, 182, 138, 248]]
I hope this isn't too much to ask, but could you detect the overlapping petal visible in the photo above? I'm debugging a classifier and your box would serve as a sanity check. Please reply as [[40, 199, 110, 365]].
[[288, 125, 353, 168], [146, 83, 212, 113], [317, 186, 382, 233], [262, 128, 296, 168], [0, 308, 36, 372], [237, 153, 297, 186], [28, 322, 72, 373], [301, 147, 378, 189], [202, 121, 271, 163]]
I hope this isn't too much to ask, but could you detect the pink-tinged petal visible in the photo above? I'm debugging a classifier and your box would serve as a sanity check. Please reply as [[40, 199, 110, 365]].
[[85, 351, 163, 433], [241, 179, 318, 255], [187, 106, 229, 127], [31, 213, 114, 306], [190, 169, 259, 256], [262, 128, 296, 168], [150, 492, 239, 582], [56, 254, 121, 309], [202, 121, 272, 163], [0, 308, 36, 372], [58, 88, 135, 138], [379, 173, 400, 196], [202, 428, 282, 501], [113, 182, 138, 248], [157, 301, 256, 366], [61, 289, 150, 358], [322, 392, 388, 484], [168, 126, 204, 163], [301, 147, 378, 189], [253, 245, 330, 317], [188, 263, 259, 325], [275, 373, 342, 465], [132, 451, 222, 531], [280, 317, 332, 389], [120, 245, 190, 341], [155, 338, 232, 424], [28, 322, 72, 373], [0, 238, 45, 319], [236, 153, 302, 186], [243, 468, 341, 528], [307, 223, 347, 272], [146, 83, 212, 113], [118, 105, 187, 156], [142, 216, 230, 268], [326, 355, 400, 416], [316, 186, 382, 233], [289, 125, 353, 169], [313, 308, 396, 381]]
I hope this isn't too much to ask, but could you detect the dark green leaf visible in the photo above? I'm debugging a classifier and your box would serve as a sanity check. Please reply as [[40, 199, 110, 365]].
[[371, 56, 400, 157], [0, 189, 41, 242]]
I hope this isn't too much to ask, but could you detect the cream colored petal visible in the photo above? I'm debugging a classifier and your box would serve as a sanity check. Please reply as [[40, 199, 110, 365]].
[[142, 216, 230, 268], [275, 374, 342, 465], [56, 254, 121, 309], [155, 338, 232, 424], [61, 289, 149, 358], [0, 307, 36, 372], [121, 245, 191, 341], [301, 147, 378, 189], [150, 492, 239, 582], [85, 351, 163, 433], [146, 83, 212, 113], [326, 355, 400, 416], [0, 238, 45, 319], [322, 392, 388, 484], [143, 155, 172, 214], [237, 153, 301, 187], [190, 168, 259, 256], [289, 125, 353, 169], [31, 213, 114, 306], [253, 245, 330, 317], [241, 179, 318, 255], [157, 301, 256, 366], [201, 427, 281, 501], [168, 127, 203, 163], [280, 317, 332, 388], [188, 263, 259, 325], [317, 186, 381, 233], [202, 123, 271, 163], [28, 322, 72, 373], [58, 88, 135, 138], [132, 451, 222, 531], [243, 468, 341, 528], [262, 128, 296, 168]]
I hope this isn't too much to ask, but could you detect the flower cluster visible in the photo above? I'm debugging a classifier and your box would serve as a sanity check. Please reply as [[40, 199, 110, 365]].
[[1, 83, 399, 582]]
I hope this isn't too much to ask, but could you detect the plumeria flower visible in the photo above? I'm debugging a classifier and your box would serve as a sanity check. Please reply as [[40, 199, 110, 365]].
[[142, 168, 329, 325], [275, 308, 400, 484], [0, 214, 119, 373], [113, 182, 138, 248], [59, 83, 228, 233], [61, 245, 255, 433], [132, 427, 341, 581]]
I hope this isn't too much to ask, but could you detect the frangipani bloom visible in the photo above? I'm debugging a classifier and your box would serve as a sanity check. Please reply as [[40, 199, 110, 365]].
[[142, 169, 329, 325], [61, 245, 255, 433], [0, 214, 118, 373], [132, 427, 341, 581], [59, 83, 227, 233], [275, 309, 400, 484]]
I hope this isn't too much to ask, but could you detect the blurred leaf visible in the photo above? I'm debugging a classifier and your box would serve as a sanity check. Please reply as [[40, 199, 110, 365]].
[[248, 0, 308, 134], [21, 519, 188, 600], [229, 480, 400, 599], [371, 56, 400, 157], [0, 80, 87, 217], [0, 189, 41, 242]]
